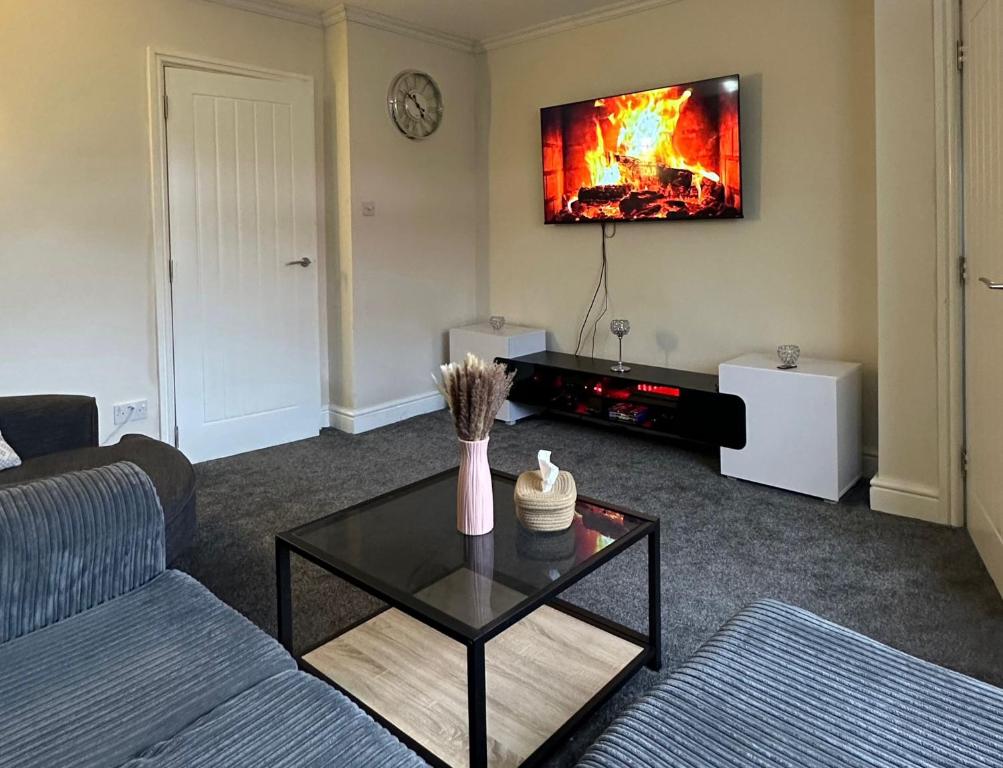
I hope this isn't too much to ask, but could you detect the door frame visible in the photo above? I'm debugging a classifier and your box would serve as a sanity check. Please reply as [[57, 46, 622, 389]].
[[935, 0, 965, 527], [146, 49, 317, 446]]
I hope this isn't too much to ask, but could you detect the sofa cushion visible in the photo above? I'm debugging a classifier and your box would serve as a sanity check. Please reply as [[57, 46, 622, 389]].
[[0, 570, 294, 768], [0, 434, 196, 563], [578, 599, 1003, 768], [121, 670, 426, 768]]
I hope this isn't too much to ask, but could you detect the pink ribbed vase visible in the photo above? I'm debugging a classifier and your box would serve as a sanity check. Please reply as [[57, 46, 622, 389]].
[[457, 437, 494, 535]]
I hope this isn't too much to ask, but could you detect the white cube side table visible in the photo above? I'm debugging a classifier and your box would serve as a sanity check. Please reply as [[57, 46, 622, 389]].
[[719, 353, 862, 501], [448, 323, 547, 423]]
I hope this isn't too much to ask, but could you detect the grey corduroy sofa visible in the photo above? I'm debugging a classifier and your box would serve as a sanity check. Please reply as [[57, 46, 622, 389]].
[[5, 462, 1000, 768], [579, 599, 1003, 768], [0, 462, 424, 768]]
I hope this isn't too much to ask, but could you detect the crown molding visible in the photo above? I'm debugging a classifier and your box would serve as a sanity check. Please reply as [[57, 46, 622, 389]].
[[478, 0, 683, 52], [323, 3, 478, 53], [201, 0, 683, 54], [200, 0, 324, 27]]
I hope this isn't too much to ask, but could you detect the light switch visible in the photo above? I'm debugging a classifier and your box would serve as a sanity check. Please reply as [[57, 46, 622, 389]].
[[361, 201, 376, 217]]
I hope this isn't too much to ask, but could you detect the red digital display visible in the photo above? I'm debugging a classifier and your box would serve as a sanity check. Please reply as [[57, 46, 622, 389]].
[[637, 383, 680, 398], [593, 382, 638, 400]]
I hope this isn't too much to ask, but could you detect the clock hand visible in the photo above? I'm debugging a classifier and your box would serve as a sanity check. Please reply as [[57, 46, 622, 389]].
[[407, 92, 428, 120]]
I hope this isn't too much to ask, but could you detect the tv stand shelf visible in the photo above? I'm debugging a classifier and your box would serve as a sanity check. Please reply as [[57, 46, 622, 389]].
[[497, 351, 746, 449]]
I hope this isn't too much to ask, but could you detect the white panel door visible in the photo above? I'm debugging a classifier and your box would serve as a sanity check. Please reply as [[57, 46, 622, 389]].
[[166, 68, 320, 463], [964, 0, 1003, 594]]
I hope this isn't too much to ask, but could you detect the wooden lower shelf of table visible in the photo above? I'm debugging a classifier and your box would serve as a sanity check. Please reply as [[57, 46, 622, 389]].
[[303, 604, 643, 768]]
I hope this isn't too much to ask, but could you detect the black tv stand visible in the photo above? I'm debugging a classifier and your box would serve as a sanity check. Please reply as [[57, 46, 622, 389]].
[[496, 351, 746, 449]]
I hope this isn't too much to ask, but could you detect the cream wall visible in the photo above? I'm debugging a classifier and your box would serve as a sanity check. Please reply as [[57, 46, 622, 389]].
[[324, 18, 478, 420], [484, 0, 879, 454], [2, 0, 961, 521], [0, 0, 326, 443]]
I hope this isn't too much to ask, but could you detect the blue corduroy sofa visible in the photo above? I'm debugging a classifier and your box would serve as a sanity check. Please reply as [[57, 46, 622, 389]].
[[4, 461, 1001, 768], [579, 599, 1003, 768], [0, 462, 425, 768]]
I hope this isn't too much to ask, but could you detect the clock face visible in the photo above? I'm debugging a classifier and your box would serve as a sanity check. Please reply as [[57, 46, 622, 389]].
[[388, 70, 443, 140]]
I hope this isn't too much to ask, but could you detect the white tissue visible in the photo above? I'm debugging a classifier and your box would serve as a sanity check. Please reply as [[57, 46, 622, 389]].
[[537, 449, 559, 493]]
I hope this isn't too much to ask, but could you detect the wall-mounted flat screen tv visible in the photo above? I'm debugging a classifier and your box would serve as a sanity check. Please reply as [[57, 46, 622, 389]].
[[541, 74, 742, 223]]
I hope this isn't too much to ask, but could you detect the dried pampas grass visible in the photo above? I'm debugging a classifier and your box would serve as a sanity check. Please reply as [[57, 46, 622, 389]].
[[435, 354, 515, 441]]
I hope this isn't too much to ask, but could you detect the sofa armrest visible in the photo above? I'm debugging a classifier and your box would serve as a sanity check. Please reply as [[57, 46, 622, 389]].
[[0, 395, 98, 460], [0, 462, 165, 643]]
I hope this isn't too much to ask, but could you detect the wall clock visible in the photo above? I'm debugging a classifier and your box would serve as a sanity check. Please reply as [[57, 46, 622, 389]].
[[387, 70, 443, 140]]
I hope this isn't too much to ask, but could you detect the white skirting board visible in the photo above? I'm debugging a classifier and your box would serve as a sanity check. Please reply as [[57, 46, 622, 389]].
[[323, 399, 877, 473], [969, 501, 1003, 599], [869, 474, 948, 525], [323, 391, 445, 435]]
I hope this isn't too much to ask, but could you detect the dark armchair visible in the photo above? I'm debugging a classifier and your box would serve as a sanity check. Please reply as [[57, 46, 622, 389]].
[[0, 395, 196, 564]]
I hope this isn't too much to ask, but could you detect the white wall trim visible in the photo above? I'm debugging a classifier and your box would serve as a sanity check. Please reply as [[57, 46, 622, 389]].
[[326, 391, 445, 434], [148, 51, 175, 444], [320, 1, 683, 54], [478, 0, 683, 52], [969, 497, 1003, 597], [932, 0, 965, 527], [200, 0, 324, 27], [323, 4, 478, 52], [869, 475, 947, 525], [202, 0, 686, 53], [147, 49, 316, 446]]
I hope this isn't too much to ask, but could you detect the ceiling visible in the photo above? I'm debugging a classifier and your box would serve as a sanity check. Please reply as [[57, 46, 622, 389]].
[[270, 0, 635, 43]]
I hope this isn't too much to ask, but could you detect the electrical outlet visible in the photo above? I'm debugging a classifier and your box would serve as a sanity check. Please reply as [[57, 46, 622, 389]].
[[113, 399, 148, 425]]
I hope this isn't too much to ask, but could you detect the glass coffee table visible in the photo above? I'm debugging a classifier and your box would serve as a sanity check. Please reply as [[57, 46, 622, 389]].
[[275, 468, 660, 768]]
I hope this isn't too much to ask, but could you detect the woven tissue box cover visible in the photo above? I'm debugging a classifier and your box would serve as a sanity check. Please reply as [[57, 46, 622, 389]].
[[514, 469, 577, 532]]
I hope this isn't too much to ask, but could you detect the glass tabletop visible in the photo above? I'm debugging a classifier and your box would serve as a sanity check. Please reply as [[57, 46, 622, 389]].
[[279, 468, 652, 641]]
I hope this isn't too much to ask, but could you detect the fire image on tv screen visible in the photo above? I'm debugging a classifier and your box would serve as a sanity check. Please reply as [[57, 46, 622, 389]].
[[541, 75, 742, 223]]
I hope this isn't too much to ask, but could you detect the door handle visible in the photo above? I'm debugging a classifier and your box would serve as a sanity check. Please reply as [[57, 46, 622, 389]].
[[285, 257, 312, 268], [979, 277, 1003, 290]]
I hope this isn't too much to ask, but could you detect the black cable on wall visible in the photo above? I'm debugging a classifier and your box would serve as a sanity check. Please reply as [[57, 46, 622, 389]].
[[574, 222, 616, 357]]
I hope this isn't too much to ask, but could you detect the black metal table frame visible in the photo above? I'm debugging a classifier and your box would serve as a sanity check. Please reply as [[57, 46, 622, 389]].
[[275, 469, 661, 768]]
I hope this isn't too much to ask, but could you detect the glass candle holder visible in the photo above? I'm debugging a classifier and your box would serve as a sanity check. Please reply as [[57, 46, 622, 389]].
[[610, 319, 631, 373], [777, 344, 800, 369]]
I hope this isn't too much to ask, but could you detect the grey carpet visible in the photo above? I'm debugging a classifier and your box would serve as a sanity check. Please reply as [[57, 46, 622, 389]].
[[177, 412, 1003, 766]]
